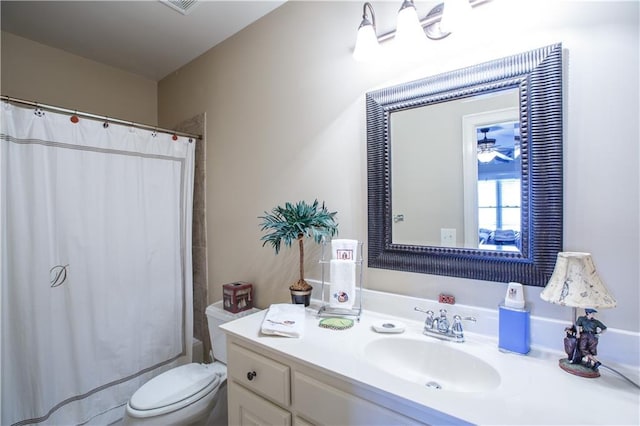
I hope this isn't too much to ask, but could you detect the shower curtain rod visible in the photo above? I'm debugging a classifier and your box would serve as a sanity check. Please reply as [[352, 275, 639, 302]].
[[1, 95, 202, 140]]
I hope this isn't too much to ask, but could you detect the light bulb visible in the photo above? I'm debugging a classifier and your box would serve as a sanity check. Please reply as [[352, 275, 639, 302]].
[[353, 21, 380, 62], [395, 0, 427, 54], [440, 0, 473, 35]]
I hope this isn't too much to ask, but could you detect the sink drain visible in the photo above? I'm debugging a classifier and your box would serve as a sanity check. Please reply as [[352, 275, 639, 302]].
[[425, 381, 442, 390]]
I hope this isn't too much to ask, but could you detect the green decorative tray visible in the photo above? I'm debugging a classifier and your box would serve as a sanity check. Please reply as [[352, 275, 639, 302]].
[[318, 317, 354, 330]]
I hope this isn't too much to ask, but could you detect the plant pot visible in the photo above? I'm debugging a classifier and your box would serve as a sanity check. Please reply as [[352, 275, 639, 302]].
[[290, 287, 312, 307]]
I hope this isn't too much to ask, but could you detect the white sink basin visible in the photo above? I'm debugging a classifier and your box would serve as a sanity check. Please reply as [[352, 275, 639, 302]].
[[363, 337, 501, 393]]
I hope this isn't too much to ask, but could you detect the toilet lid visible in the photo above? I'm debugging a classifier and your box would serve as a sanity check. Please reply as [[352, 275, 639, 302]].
[[130, 363, 221, 411]]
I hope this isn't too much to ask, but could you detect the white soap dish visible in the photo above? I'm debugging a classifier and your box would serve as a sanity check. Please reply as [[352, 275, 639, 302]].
[[372, 320, 406, 334]]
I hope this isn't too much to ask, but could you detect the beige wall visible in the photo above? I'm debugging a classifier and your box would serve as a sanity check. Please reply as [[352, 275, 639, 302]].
[[1, 31, 157, 124], [1, 0, 636, 335], [158, 0, 639, 333], [1, 0, 635, 344], [159, 1, 374, 308]]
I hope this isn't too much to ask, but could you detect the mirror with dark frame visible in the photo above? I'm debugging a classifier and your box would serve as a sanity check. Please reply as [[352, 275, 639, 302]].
[[366, 44, 563, 286]]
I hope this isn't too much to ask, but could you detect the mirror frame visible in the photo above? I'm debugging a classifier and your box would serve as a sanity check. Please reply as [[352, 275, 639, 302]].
[[366, 44, 563, 286]]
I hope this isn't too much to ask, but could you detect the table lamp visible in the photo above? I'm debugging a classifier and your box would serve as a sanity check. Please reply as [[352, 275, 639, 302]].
[[540, 252, 617, 378]]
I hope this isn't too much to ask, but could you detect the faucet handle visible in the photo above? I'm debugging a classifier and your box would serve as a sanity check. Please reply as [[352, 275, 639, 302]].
[[452, 314, 477, 323], [425, 310, 434, 328], [414, 307, 435, 330], [451, 315, 477, 338], [451, 315, 464, 336]]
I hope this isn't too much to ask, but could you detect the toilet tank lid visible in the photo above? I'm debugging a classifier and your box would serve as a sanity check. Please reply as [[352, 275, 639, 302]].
[[130, 363, 220, 411], [206, 301, 260, 321]]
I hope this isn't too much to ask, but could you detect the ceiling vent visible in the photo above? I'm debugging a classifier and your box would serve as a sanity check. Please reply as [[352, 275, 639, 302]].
[[160, 0, 200, 15]]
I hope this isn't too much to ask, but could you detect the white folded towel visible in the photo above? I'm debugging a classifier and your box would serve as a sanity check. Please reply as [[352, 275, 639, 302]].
[[329, 259, 356, 309], [260, 303, 306, 338]]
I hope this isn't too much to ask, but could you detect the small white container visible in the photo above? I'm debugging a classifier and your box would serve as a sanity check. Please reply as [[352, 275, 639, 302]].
[[504, 282, 525, 309]]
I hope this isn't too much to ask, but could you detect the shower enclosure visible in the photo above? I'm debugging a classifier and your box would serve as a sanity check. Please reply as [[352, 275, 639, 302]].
[[1, 101, 195, 425]]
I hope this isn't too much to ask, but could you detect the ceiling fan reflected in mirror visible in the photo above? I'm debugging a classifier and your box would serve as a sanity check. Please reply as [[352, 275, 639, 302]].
[[513, 135, 521, 159], [477, 127, 513, 163]]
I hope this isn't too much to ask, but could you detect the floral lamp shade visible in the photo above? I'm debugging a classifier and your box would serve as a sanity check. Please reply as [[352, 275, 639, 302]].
[[540, 252, 617, 308]]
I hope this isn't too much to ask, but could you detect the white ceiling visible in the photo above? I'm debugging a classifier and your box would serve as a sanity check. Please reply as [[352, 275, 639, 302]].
[[1, 1, 287, 81]]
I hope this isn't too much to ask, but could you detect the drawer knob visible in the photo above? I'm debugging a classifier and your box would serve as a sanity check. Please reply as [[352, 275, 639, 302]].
[[247, 371, 257, 381]]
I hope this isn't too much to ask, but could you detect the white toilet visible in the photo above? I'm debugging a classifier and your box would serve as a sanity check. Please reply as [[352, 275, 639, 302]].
[[123, 301, 258, 425]]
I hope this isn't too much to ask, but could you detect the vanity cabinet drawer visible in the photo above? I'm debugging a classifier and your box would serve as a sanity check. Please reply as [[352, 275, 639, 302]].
[[228, 381, 292, 426], [228, 342, 291, 406], [293, 372, 423, 425]]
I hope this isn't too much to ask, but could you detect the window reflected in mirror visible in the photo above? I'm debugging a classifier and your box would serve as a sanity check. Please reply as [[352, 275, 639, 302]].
[[477, 121, 521, 252]]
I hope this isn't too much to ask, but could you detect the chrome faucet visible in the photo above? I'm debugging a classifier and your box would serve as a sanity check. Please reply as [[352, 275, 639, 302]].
[[414, 307, 476, 343], [437, 309, 450, 333]]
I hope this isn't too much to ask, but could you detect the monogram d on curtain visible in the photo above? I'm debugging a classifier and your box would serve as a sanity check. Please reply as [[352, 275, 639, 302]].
[[1, 101, 195, 425]]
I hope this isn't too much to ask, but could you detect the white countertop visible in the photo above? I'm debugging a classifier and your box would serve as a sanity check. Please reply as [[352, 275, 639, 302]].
[[220, 304, 640, 425]]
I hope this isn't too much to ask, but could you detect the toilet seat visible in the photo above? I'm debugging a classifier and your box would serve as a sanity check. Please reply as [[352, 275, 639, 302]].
[[127, 363, 222, 419]]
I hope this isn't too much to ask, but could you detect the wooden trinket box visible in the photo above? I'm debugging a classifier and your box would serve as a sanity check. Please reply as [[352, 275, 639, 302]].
[[223, 282, 253, 313]]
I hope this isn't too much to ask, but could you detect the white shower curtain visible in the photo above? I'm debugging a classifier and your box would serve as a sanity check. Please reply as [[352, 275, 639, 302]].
[[1, 102, 195, 425]]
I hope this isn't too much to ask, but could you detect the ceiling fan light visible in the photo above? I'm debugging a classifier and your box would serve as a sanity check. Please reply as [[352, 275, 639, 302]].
[[478, 150, 497, 163]]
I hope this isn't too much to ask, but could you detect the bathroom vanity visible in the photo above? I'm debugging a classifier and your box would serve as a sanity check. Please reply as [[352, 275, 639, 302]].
[[220, 299, 639, 425], [225, 340, 424, 425]]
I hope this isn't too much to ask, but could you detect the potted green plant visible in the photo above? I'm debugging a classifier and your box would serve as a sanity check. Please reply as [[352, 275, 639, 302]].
[[259, 200, 338, 306]]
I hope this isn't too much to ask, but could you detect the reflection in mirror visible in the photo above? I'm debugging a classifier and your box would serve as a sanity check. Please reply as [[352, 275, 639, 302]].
[[461, 102, 522, 252], [391, 88, 521, 250], [367, 44, 563, 286], [476, 122, 521, 252]]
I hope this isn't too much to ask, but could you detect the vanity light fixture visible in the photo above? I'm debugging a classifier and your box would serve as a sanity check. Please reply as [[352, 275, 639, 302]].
[[439, 0, 473, 34], [353, 0, 491, 61], [353, 3, 381, 62], [540, 252, 616, 378], [394, 0, 428, 53]]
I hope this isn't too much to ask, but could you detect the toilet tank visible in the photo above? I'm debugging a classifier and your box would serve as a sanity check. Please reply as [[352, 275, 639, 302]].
[[205, 301, 259, 364]]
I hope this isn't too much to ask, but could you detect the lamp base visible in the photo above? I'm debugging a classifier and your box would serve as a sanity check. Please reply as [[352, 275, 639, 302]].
[[558, 358, 600, 378]]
